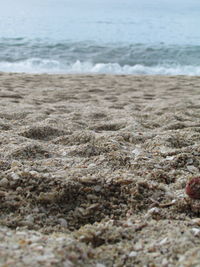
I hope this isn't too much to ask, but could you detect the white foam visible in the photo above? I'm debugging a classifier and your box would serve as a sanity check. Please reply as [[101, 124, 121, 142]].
[[0, 58, 61, 74], [0, 58, 200, 75]]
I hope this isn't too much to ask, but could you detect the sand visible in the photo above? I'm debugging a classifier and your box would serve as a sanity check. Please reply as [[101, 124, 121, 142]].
[[0, 73, 200, 266]]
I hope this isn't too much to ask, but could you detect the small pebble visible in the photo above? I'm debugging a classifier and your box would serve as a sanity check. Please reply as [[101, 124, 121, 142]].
[[187, 165, 199, 173], [11, 160, 21, 168], [57, 218, 68, 227], [159, 237, 168, 245], [161, 259, 169, 267], [129, 251, 138, 257], [94, 185, 102, 192], [191, 228, 200, 237], [88, 163, 96, 168], [10, 172, 20, 180], [134, 241, 143, 251], [191, 218, 200, 226], [96, 264, 106, 267], [26, 215, 34, 224], [0, 177, 9, 188]]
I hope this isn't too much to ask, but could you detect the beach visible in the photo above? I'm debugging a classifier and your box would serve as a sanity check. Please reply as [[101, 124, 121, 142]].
[[1, 73, 200, 266]]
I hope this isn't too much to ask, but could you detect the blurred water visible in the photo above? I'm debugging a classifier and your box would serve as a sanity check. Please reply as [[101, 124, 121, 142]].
[[0, 0, 200, 74]]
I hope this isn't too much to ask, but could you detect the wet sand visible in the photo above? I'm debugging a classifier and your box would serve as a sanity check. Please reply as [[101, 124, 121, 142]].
[[0, 73, 200, 266]]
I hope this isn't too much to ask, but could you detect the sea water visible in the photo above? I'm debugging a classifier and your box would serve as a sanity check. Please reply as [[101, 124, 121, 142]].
[[1, 0, 200, 75]]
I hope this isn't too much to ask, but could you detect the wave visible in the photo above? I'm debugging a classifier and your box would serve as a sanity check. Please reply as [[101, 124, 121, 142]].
[[1, 38, 200, 75], [0, 58, 200, 75]]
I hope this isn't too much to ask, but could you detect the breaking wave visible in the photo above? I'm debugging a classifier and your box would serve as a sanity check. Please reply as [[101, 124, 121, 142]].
[[1, 38, 200, 75]]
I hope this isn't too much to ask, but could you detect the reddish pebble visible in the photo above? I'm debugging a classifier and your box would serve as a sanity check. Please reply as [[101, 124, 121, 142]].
[[186, 177, 200, 199]]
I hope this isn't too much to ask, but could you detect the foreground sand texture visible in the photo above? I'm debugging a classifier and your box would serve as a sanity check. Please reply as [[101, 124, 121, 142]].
[[1, 73, 200, 266]]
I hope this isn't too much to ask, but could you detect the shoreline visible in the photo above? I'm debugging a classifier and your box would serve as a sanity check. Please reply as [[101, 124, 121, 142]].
[[1, 71, 200, 76], [0, 73, 200, 266]]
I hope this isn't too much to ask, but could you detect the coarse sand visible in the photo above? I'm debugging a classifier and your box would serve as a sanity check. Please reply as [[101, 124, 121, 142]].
[[0, 73, 200, 266]]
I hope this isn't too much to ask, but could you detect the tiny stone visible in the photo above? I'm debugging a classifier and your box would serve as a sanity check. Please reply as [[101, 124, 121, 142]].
[[16, 231, 27, 236], [162, 258, 169, 266], [11, 166, 19, 171], [10, 172, 20, 180], [187, 158, 193, 164], [63, 260, 74, 267], [134, 242, 143, 251], [57, 218, 68, 227], [11, 160, 21, 168], [0, 177, 9, 188], [148, 207, 160, 214], [94, 185, 102, 192], [26, 215, 34, 224], [166, 156, 175, 161], [6, 232, 12, 236], [191, 228, 200, 237], [129, 251, 138, 257], [32, 207, 40, 213], [165, 191, 174, 198], [16, 186, 23, 192], [132, 146, 142, 156], [29, 171, 39, 176], [191, 218, 200, 226], [28, 235, 42, 243], [96, 264, 106, 267], [88, 163, 96, 168], [12, 244, 20, 250], [159, 237, 168, 245], [187, 165, 199, 173]]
